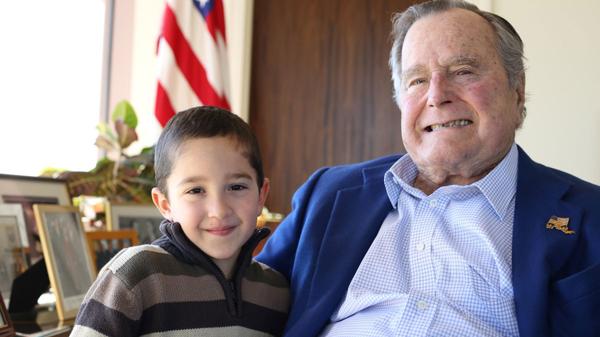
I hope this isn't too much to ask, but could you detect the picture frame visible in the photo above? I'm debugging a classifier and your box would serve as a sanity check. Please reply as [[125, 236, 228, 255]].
[[0, 174, 72, 261], [106, 203, 163, 244], [0, 204, 29, 302], [0, 174, 71, 205], [0, 291, 15, 337], [33, 205, 95, 322]]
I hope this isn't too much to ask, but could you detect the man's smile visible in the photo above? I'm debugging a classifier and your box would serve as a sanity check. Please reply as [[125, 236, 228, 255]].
[[425, 119, 473, 132]]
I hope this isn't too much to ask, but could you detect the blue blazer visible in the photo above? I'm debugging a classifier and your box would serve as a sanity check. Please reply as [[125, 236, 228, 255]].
[[257, 147, 600, 337]]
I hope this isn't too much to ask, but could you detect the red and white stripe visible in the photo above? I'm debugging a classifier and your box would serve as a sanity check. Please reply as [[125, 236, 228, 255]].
[[155, 0, 230, 127]]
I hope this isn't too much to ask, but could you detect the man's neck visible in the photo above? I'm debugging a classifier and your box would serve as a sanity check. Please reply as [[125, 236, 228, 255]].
[[413, 167, 494, 195]]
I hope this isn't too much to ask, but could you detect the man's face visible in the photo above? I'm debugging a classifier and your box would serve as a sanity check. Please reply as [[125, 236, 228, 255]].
[[398, 9, 524, 189]]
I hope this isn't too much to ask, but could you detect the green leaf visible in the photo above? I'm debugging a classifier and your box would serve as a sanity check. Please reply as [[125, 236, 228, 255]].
[[111, 100, 138, 129], [114, 120, 138, 149], [95, 134, 122, 161], [94, 134, 119, 153], [97, 122, 118, 142]]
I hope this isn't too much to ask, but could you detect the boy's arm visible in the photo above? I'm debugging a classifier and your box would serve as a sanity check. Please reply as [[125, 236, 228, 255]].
[[70, 267, 141, 336]]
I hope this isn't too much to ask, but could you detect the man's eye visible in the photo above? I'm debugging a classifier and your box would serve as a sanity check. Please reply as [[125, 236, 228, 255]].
[[408, 78, 426, 87], [456, 68, 473, 76]]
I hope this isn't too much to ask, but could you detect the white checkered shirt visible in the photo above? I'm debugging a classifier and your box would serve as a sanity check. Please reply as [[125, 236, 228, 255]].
[[321, 144, 520, 337]]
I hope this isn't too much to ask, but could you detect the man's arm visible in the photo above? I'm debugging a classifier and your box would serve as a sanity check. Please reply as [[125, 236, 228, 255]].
[[256, 167, 330, 280]]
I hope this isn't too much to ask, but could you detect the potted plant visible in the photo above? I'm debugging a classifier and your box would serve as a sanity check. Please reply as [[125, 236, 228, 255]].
[[58, 101, 155, 203]]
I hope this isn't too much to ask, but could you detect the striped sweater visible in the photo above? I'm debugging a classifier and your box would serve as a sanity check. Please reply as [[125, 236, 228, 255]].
[[71, 221, 289, 337]]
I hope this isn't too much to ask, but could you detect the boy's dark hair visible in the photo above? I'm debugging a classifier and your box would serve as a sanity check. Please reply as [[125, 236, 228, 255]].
[[154, 106, 264, 196]]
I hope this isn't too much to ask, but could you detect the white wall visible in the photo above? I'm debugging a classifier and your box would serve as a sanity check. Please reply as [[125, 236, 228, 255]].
[[119, 0, 600, 185], [493, 0, 600, 184]]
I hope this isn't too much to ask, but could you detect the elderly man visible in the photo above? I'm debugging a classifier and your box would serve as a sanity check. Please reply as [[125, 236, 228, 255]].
[[257, 1, 600, 336]]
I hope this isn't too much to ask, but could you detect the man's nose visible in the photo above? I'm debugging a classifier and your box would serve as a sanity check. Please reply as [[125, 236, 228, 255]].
[[427, 73, 453, 108]]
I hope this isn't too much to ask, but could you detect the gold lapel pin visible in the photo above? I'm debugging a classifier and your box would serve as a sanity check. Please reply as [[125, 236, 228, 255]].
[[546, 216, 575, 235]]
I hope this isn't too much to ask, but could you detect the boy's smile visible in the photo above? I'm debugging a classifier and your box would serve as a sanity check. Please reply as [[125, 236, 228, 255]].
[[152, 136, 269, 277], [205, 225, 236, 236]]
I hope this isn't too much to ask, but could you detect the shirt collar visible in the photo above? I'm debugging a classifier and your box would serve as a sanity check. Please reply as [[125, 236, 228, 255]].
[[384, 143, 519, 220], [472, 143, 518, 219]]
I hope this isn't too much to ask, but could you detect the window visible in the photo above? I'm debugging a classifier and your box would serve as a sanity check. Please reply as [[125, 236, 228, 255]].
[[0, 1, 108, 176]]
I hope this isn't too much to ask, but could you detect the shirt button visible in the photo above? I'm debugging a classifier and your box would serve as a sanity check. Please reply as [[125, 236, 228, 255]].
[[416, 300, 428, 310], [429, 199, 438, 208], [416, 243, 426, 251]]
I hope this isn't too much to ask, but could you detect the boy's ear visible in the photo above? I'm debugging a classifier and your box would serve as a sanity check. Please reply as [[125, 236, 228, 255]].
[[152, 187, 172, 220], [257, 178, 270, 216]]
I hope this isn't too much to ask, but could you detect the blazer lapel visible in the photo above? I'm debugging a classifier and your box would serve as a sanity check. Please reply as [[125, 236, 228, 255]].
[[513, 148, 583, 336]]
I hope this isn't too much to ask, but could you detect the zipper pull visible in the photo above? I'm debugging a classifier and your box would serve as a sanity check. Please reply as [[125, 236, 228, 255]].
[[228, 280, 238, 316]]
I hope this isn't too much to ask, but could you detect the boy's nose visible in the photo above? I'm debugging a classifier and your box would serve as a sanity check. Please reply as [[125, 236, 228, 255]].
[[207, 195, 232, 219]]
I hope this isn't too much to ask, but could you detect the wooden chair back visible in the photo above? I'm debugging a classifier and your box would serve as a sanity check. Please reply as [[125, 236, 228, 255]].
[[85, 229, 139, 274]]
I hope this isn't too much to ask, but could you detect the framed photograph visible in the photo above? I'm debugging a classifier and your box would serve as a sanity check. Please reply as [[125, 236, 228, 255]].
[[0, 174, 71, 205], [0, 204, 29, 301], [0, 174, 71, 261], [33, 205, 95, 321], [107, 203, 163, 244], [0, 291, 15, 337]]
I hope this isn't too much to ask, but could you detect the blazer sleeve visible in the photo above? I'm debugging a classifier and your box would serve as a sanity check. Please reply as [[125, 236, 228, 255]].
[[256, 167, 330, 280]]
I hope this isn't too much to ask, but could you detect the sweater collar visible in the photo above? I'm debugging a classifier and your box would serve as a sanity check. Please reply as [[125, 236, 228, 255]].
[[153, 219, 270, 278], [153, 219, 272, 317]]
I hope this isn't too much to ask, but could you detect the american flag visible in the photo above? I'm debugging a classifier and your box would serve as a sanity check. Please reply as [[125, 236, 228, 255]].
[[155, 0, 230, 127]]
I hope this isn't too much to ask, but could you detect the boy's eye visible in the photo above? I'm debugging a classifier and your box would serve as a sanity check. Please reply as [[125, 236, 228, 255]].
[[228, 184, 248, 191], [187, 187, 205, 195]]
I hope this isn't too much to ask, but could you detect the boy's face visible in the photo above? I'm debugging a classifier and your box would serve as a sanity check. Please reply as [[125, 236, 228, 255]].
[[152, 136, 269, 271]]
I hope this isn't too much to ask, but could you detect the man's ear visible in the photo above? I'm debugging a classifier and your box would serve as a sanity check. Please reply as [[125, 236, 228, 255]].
[[515, 74, 526, 127], [257, 178, 270, 216], [152, 187, 172, 220]]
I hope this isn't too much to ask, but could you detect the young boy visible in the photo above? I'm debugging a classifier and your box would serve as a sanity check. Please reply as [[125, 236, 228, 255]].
[[71, 106, 289, 336]]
